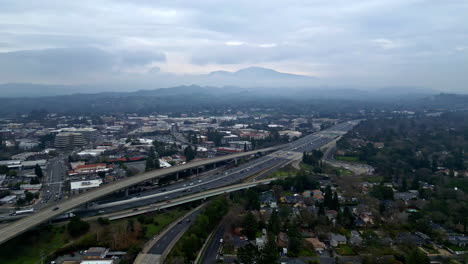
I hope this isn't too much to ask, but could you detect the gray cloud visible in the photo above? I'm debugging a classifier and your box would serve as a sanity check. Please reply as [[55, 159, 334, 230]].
[[0, 47, 165, 83], [0, 0, 467, 92]]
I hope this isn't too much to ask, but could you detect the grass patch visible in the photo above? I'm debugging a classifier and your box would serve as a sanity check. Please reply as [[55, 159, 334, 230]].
[[143, 208, 188, 238], [335, 156, 359, 162], [335, 168, 353, 176], [335, 244, 356, 255], [447, 245, 467, 252], [0, 207, 190, 264], [366, 175, 384, 183], [0, 225, 70, 264], [298, 246, 317, 257]]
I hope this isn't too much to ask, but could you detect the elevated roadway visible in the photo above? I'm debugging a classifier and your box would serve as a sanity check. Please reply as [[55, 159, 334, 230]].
[[0, 121, 358, 245], [0, 147, 277, 245]]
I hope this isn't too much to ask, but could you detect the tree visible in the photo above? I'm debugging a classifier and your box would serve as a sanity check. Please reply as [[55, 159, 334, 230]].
[[145, 158, 154, 172], [331, 192, 340, 210], [324, 185, 333, 208], [184, 146, 196, 162], [97, 217, 110, 225], [258, 232, 279, 264], [67, 216, 90, 237], [24, 191, 35, 203], [405, 248, 430, 264], [245, 189, 260, 210], [97, 171, 106, 178], [237, 244, 259, 264], [243, 212, 258, 240], [268, 210, 280, 235], [287, 221, 302, 257], [34, 164, 43, 178]]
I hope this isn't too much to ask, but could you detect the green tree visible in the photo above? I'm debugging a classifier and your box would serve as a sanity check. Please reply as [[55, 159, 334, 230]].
[[97, 217, 110, 225], [24, 191, 35, 203], [324, 185, 333, 208], [268, 210, 280, 235], [287, 221, 302, 257], [67, 216, 90, 237], [34, 164, 44, 178], [405, 248, 430, 264], [237, 244, 259, 264], [331, 191, 340, 210], [184, 146, 196, 162], [243, 211, 258, 240], [258, 232, 279, 264]]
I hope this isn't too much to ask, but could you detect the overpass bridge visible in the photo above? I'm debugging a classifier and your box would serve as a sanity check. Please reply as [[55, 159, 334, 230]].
[[94, 178, 276, 221], [0, 121, 358, 245], [0, 146, 279, 245]]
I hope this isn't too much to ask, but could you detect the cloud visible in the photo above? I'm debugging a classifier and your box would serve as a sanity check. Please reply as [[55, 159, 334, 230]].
[[258, 43, 277, 48], [0, 47, 165, 83], [224, 41, 247, 46], [0, 0, 467, 91], [372, 38, 403, 50]]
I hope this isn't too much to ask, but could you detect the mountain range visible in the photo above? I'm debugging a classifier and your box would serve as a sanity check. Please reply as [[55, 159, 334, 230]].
[[0, 67, 317, 97]]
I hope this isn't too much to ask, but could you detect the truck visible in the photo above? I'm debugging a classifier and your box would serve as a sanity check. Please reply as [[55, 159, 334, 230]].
[[10, 208, 35, 216]]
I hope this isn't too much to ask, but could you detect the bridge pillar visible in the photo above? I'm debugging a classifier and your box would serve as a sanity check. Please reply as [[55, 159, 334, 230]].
[[124, 188, 129, 196], [234, 158, 238, 165], [175, 172, 179, 180]]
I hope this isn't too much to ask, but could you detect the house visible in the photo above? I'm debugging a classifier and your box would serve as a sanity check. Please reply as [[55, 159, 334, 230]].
[[349, 230, 363, 246], [394, 192, 418, 201], [330, 233, 347, 247], [396, 232, 425, 246], [302, 190, 312, 198], [448, 234, 468, 247], [259, 192, 276, 207], [305, 238, 326, 252], [311, 190, 324, 201], [281, 195, 300, 204], [83, 247, 109, 259]]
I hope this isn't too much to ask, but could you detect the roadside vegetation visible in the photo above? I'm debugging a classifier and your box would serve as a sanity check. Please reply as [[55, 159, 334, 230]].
[[0, 207, 189, 264]]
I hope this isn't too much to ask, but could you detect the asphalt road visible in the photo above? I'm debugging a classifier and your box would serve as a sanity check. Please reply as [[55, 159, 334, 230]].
[[147, 208, 202, 255], [201, 225, 225, 264]]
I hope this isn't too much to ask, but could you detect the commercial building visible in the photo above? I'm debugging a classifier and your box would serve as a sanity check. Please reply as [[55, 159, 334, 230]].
[[70, 179, 103, 195], [61, 127, 100, 143], [55, 132, 87, 149]]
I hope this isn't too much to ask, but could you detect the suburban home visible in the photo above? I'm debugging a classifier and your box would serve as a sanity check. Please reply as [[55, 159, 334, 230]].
[[396, 232, 426, 246], [305, 237, 326, 252], [349, 230, 363, 246], [330, 233, 347, 247]]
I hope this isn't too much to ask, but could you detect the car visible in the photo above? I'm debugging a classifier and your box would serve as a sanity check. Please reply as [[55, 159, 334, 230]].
[[132, 208, 139, 211], [166, 201, 171, 203]]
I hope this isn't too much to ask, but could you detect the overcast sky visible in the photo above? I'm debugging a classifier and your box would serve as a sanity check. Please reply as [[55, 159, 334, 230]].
[[0, 0, 467, 92]]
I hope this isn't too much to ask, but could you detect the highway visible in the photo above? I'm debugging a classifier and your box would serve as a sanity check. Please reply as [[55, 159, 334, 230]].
[[76, 121, 355, 218], [0, 121, 357, 246], [0, 147, 279, 245]]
